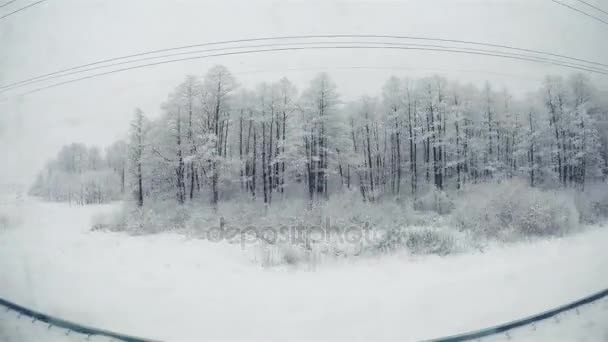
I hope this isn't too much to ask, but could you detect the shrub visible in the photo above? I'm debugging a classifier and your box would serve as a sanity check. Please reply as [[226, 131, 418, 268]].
[[93, 200, 197, 234], [451, 180, 579, 240], [91, 205, 128, 232], [405, 226, 458, 255], [373, 225, 470, 256], [255, 241, 321, 268], [574, 182, 608, 224], [413, 187, 454, 215]]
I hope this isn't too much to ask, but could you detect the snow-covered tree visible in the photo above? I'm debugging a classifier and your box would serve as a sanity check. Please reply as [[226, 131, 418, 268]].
[[128, 108, 149, 207]]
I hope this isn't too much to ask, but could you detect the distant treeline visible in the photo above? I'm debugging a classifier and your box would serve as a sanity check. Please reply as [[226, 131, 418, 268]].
[[29, 142, 127, 204]]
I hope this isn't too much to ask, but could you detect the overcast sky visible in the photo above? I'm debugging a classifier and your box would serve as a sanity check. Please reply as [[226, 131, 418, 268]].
[[1, 0, 607, 184]]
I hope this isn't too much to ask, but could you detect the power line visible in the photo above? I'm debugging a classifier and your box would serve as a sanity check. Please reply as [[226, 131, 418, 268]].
[[2, 40, 605, 94], [299, 65, 578, 89], [3, 44, 607, 101], [574, 0, 608, 16], [2, 33, 606, 91], [29, 65, 541, 98], [551, 0, 608, 26], [8, 46, 608, 97], [0, 0, 46, 21], [0, 0, 18, 9]]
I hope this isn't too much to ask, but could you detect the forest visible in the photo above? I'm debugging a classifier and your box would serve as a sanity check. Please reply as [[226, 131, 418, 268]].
[[124, 68, 608, 208], [30, 66, 608, 262], [33, 66, 608, 203], [29, 142, 124, 204]]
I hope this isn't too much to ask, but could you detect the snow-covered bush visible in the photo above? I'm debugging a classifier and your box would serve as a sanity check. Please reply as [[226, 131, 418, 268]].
[[452, 180, 579, 240], [321, 190, 442, 228], [404, 226, 458, 255], [91, 200, 188, 234], [91, 205, 128, 232], [574, 182, 608, 224], [373, 226, 471, 256], [92, 179, 587, 267], [413, 187, 454, 215], [255, 242, 320, 268], [94, 190, 454, 266]]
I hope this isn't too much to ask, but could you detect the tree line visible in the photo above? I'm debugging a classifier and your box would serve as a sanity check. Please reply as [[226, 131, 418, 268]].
[[29, 142, 127, 204], [38, 66, 608, 208]]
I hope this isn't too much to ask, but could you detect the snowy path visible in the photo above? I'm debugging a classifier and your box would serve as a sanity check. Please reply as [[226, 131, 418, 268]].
[[0, 197, 607, 341]]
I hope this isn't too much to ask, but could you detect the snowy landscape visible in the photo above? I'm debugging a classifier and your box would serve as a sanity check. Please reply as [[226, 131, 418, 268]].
[[3, 69, 608, 340], [2, 0, 608, 341], [0, 191, 607, 341], [25, 68, 608, 266]]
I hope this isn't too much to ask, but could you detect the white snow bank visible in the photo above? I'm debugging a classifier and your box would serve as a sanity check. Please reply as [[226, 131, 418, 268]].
[[0, 197, 607, 341]]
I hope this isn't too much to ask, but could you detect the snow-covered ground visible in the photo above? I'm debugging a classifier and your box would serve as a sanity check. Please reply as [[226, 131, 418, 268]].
[[0, 195, 607, 341]]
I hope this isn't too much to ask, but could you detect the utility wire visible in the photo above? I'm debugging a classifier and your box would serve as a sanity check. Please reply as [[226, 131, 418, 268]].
[[2, 40, 605, 94], [551, 0, 608, 26], [0, 0, 46, 21], [3, 44, 607, 102], [574, 0, 608, 16], [2, 33, 606, 91], [0, 0, 18, 9]]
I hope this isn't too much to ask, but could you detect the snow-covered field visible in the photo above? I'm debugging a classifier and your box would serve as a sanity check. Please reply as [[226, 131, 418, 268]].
[[1, 195, 607, 341]]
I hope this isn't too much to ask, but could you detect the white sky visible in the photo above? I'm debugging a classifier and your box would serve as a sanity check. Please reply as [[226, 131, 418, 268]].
[[0, 0, 607, 184]]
